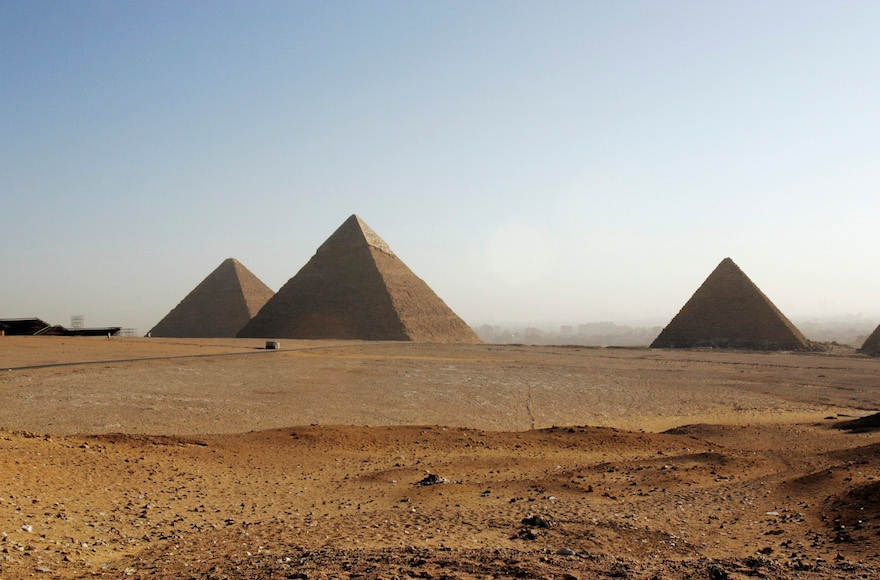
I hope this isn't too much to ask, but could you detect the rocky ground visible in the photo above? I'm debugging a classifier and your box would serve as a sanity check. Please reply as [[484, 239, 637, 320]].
[[1, 337, 879, 579]]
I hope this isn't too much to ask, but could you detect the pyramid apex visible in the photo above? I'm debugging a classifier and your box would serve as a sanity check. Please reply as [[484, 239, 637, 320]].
[[712, 257, 745, 275], [317, 214, 394, 255]]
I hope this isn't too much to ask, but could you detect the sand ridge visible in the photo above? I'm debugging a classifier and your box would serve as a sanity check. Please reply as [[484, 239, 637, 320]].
[[2, 422, 880, 578]]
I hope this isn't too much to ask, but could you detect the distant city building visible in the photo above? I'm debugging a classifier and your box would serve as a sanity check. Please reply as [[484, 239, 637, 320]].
[[473, 322, 661, 347]]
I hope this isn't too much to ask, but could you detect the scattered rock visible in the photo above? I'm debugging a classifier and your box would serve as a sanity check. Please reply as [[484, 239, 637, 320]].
[[514, 528, 538, 541], [414, 474, 448, 486], [707, 564, 730, 580], [521, 515, 552, 528]]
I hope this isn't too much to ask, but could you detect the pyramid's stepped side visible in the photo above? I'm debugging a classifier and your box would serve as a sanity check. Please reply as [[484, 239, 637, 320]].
[[860, 324, 880, 356], [372, 249, 481, 343], [237, 243, 410, 340], [651, 258, 810, 351], [237, 215, 481, 343], [149, 258, 275, 338]]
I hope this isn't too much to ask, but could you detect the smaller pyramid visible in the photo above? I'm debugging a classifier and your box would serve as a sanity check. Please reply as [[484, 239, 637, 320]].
[[237, 215, 481, 343], [148, 258, 274, 338], [651, 258, 810, 351], [859, 324, 880, 356]]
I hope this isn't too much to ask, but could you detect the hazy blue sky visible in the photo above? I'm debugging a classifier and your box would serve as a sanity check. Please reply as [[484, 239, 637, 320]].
[[2, 1, 879, 333]]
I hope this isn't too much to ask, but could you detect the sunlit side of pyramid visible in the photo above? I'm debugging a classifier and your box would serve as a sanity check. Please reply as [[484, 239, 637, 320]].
[[148, 258, 275, 338], [650, 258, 810, 350], [860, 324, 880, 356], [237, 215, 481, 343]]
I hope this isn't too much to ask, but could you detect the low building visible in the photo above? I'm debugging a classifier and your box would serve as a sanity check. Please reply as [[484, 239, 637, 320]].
[[0, 317, 121, 337]]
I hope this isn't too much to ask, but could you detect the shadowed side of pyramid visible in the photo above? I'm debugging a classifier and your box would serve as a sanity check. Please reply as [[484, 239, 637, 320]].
[[148, 258, 275, 338], [860, 324, 880, 356], [237, 215, 481, 343], [650, 258, 810, 351]]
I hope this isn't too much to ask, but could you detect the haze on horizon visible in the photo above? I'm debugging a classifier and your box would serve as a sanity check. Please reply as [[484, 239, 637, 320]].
[[2, 2, 879, 335]]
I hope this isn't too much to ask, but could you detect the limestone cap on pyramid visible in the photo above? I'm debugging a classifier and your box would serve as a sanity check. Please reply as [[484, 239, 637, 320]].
[[148, 258, 275, 338], [650, 257, 810, 351], [316, 214, 395, 256], [237, 215, 481, 343]]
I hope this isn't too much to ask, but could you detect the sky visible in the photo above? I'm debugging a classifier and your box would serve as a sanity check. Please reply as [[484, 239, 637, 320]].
[[2, 1, 879, 334]]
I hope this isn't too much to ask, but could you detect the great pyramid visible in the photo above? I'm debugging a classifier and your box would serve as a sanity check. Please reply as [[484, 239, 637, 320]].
[[859, 323, 880, 356], [148, 258, 275, 338], [650, 257, 810, 350], [237, 215, 481, 343]]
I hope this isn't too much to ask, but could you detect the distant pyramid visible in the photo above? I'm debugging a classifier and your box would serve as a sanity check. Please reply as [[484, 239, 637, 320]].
[[860, 324, 880, 356], [650, 258, 810, 350], [148, 258, 274, 338], [237, 215, 481, 343]]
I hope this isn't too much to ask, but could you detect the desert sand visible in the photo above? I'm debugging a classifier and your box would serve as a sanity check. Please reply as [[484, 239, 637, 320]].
[[2, 336, 880, 579]]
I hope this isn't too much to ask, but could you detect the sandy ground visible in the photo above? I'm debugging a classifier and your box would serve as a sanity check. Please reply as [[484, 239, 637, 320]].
[[1, 336, 880, 579]]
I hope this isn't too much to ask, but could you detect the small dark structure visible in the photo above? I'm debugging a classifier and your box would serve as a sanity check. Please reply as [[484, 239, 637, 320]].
[[0, 318, 54, 335], [0, 318, 121, 337]]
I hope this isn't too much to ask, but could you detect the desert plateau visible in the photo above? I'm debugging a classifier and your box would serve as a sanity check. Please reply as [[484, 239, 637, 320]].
[[2, 336, 880, 579]]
